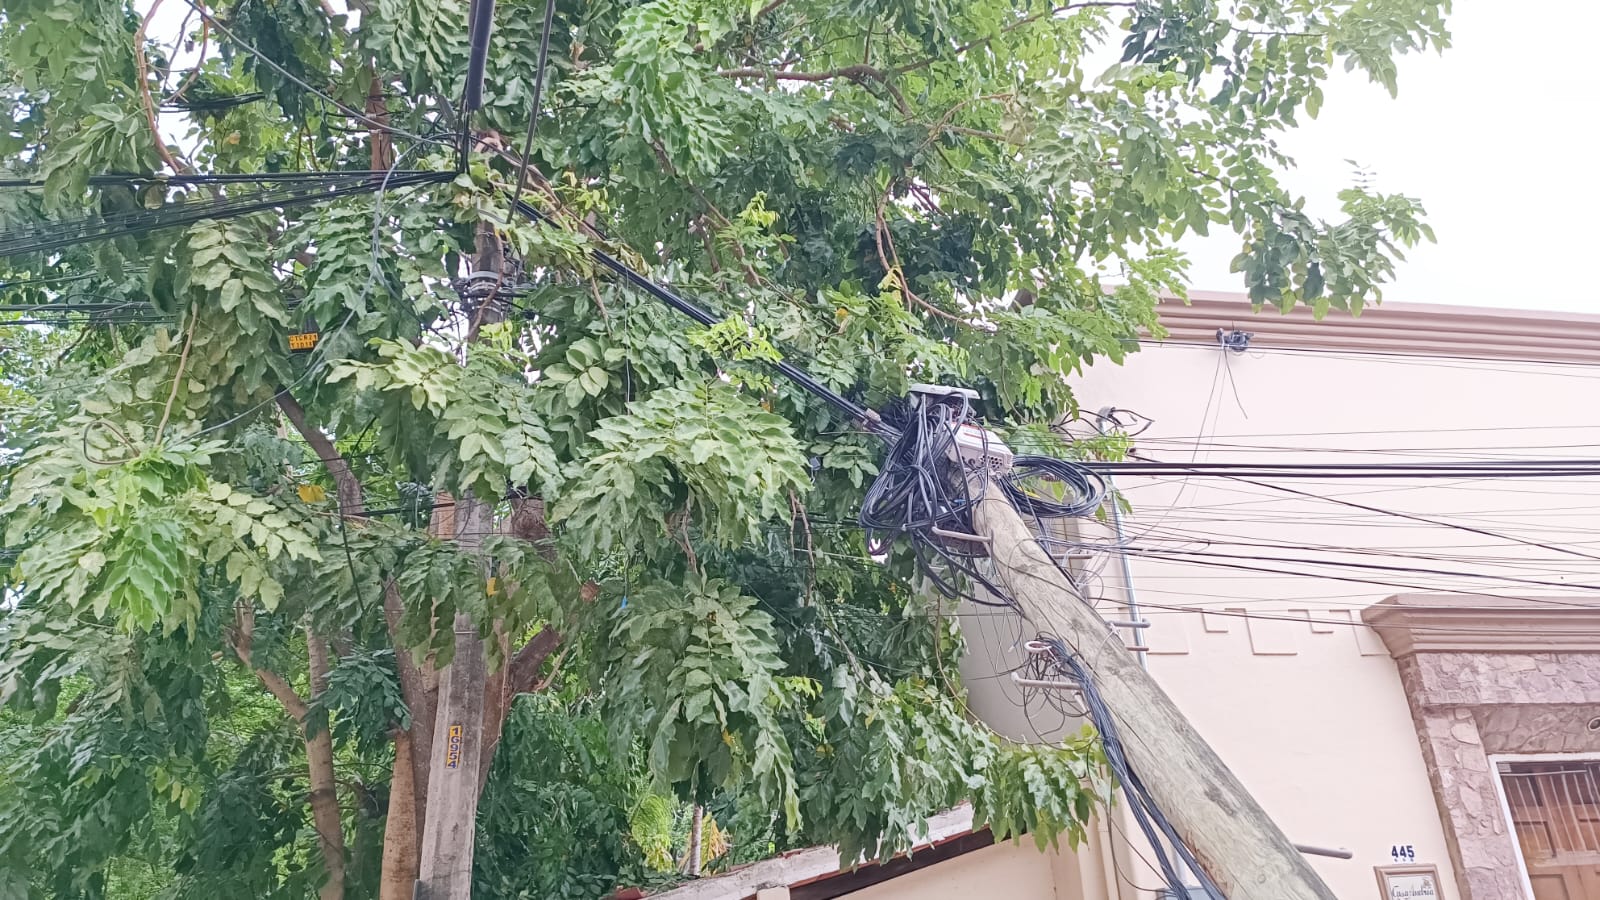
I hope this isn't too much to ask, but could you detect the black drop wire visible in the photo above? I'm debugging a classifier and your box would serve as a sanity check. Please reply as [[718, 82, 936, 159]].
[[1038, 634, 1225, 900]]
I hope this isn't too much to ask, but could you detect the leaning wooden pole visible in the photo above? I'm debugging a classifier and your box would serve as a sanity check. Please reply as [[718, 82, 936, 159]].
[[969, 488, 1337, 900]]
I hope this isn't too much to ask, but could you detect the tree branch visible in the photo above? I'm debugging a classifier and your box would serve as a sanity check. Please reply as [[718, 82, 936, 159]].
[[168, 18, 211, 104], [134, 0, 190, 175], [277, 391, 366, 517], [229, 605, 310, 722], [507, 627, 563, 696], [893, 1, 1137, 76], [717, 63, 910, 113], [754, 0, 790, 18], [305, 629, 349, 900], [154, 317, 196, 445], [875, 193, 967, 325]]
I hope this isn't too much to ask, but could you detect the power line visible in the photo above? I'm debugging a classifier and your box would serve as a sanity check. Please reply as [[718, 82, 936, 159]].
[[1199, 470, 1600, 565], [506, 196, 889, 433], [1115, 526, 1600, 577], [1088, 459, 1600, 478], [1054, 541, 1600, 595], [1124, 422, 1600, 441], [505, 0, 558, 221], [0, 170, 453, 259], [168, 0, 445, 145]]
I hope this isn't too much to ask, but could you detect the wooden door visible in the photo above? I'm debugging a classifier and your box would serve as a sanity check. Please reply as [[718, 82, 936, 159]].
[[1501, 762, 1600, 899]]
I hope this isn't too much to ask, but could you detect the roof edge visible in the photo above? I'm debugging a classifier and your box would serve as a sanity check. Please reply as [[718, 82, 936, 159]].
[[637, 806, 978, 900], [1156, 293, 1600, 366]]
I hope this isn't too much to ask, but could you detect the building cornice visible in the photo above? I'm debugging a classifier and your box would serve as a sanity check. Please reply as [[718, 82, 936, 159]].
[[1156, 293, 1600, 366], [1361, 595, 1600, 658]]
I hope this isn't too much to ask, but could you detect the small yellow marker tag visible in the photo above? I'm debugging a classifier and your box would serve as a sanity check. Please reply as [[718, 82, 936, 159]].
[[288, 332, 320, 351], [486, 576, 499, 597]]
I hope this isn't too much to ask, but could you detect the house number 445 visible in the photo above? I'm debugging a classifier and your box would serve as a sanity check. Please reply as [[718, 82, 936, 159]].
[[1390, 845, 1416, 863]]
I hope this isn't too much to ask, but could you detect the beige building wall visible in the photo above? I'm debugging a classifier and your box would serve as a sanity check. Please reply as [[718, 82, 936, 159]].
[[961, 297, 1600, 900], [851, 839, 1060, 900]]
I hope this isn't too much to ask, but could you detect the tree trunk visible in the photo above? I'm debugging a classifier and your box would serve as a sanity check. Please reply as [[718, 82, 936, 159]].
[[688, 806, 704, 876], [385, 579, 437, 844], [478, 622, 511, 791], [306, 632, 348, 900], [379, 725, 421, 900]]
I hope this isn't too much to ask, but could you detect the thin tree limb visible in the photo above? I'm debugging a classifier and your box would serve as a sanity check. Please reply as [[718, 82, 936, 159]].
[[754, 0, 790, 19], [134, 0, 190, 175], [716, 63, 910, 113], [154, 317, 196, 445], [168, 18, 211, 104], [893, 1, 1137, 75], [229, 605, 310, 722]]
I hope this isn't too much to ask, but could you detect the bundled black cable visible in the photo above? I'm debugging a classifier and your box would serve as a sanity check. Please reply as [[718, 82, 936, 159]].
[[1037, 634, 1225, 900], [1004, 454, 1106, 519], [858, 390, 1106, 605], [860, 395, 1010, 604]]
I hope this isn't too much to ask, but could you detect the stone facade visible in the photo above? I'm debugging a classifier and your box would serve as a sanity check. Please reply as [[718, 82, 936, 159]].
[[1365, 598, 1600, 900]]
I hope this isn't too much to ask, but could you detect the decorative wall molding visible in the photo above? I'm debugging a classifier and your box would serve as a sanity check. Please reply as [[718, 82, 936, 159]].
[[1362, 594, 1600, 657]]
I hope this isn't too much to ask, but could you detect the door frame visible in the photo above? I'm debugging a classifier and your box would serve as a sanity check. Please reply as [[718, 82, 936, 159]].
[[1488, 752, 1600, 900]]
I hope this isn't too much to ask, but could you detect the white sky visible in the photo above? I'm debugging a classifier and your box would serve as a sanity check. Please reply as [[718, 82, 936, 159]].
[[1176, 1, 1600, 313]]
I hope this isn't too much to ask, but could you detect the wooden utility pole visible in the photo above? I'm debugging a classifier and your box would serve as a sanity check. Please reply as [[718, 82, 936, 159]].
[[414, 224, 505, 900], [970, 489, 1337, 900]]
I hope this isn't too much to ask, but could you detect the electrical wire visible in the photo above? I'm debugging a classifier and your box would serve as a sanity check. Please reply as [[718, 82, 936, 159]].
[[1162, 463, 1600, 566], [505, 0, 558, 217], [0, 170, 453, 259], [859, 395, 1009, 605], [1035, 634, 1224, 900], [168, 0, 444, 145], [1152, 339, 1600, 381], [1047, 541, 1600, 595], [463, 0, 498, 113], [506, 195, 888, 432], [1089, 459, 1600, 478]]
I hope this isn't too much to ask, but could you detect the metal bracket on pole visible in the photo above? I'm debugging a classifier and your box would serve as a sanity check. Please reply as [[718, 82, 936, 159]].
[[1010, 672, 1084, 694], [1293, 845, 1353, 860], [931, 526, 992, 544]]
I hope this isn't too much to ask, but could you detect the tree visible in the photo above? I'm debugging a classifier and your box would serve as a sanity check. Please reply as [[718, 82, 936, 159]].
[[0, 0, 1446, 897]]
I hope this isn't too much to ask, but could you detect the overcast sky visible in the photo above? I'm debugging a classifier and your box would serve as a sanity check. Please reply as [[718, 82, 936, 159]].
[[1176, 2, 1600, 314]]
